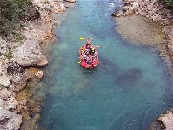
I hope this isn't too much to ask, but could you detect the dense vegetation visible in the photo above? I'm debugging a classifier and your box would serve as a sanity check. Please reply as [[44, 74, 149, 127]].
[[160, 0, 173, 10], [0, 0, 40, 35]]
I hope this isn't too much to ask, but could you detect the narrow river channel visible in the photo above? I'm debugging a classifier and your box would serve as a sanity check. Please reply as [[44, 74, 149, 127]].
[[37, 0, 173, 130]]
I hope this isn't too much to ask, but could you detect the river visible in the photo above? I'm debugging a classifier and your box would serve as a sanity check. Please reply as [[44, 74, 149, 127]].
[[37, 0, 173, 130]]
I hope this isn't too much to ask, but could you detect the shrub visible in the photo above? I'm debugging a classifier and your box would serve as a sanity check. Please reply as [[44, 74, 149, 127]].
[[160, 0, 173, 10], [0, 0, 40, 35]]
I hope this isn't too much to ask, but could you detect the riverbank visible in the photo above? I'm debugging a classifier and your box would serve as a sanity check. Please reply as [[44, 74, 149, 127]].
[[112, 0, 173, 129], [0, 0, 76, 129], [115, 15, 165, 45]]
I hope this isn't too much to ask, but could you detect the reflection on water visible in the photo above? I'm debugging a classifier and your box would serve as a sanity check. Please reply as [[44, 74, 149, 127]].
[[37, 0, 173, 130]]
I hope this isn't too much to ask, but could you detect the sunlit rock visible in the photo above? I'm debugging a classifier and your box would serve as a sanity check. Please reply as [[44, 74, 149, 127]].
[[13, 35, 48, 67], [0, 107, 22, 130], [35, 70, 44, 79], [158, 111, 173, 130]]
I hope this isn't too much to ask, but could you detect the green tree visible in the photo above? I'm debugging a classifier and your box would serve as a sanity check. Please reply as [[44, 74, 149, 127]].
[[0, 0, 39, 35], [160, 0, 173, 9]]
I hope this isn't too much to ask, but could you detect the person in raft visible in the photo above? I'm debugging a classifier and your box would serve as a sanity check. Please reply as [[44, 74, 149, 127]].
[[85, 38, 94, 64], [79, 38, 97, 66], [86, 38, 93, 49]]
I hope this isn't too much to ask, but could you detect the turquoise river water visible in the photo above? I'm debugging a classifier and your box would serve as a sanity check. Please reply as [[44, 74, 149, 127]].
[[37, 0, 173, 130]]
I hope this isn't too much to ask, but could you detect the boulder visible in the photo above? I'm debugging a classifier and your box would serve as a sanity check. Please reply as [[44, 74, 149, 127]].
[[0, 88, 12, 100], [65, 0, 76, 3], [13, 34, 48, 67], [4, 97, 18, 110], [0, 107, 22, 130], [10, 71, 32, 92], [0, 75, 10, 87], [112, 10, 124, 17], [158, 111, 173, 130], [35, 70, 44, 79], [0, 97, 18, 110]]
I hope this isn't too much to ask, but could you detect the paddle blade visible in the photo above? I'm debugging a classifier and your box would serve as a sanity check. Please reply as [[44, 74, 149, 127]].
[[80, 37, 85, 40]]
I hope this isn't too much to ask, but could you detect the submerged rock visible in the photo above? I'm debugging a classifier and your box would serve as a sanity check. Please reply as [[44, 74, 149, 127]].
[[0, 107, 22, 130], [116, 68, 142, 87]]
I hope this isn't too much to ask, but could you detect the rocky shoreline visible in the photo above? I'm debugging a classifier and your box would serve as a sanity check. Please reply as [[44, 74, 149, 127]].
[[112, 0, 173, 129], [0, 0, 76, 129]]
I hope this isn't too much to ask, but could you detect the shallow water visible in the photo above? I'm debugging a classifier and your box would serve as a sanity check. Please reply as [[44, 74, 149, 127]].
[[38, 0, 173, 130]]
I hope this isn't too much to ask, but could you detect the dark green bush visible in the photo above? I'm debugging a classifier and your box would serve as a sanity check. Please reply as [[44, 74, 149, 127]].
[[160, 0, 173, 10], [0, 0, 40, 35]]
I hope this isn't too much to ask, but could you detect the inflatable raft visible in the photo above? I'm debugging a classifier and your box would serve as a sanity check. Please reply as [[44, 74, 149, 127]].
[[78, 44, 99, 69]]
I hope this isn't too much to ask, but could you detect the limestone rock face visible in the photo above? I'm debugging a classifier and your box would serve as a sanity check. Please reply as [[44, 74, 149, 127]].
[[13, 34, 48, 67], [0, 107, 22, 130]]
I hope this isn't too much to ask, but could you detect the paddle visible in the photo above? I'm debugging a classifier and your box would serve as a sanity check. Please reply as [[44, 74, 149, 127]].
[[80, 37, 85, 40], [79, 37, 99, 48]]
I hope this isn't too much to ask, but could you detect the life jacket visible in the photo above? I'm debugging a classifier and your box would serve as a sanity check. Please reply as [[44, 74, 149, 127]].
[[90, 47, 95, 56], [86, 43, 91, 49]]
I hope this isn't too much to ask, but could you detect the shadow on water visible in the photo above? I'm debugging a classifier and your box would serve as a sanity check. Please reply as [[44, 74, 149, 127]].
[[115, 68, 143, 89], [98, 56, 143, 90]]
